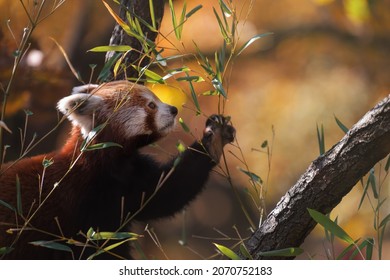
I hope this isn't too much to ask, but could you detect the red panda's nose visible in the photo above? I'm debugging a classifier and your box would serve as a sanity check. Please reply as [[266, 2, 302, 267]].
[[170, 106, 178, 116]]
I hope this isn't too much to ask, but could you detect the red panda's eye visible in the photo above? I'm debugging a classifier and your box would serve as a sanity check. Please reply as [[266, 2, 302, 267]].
[[148, 102, 157, 110]]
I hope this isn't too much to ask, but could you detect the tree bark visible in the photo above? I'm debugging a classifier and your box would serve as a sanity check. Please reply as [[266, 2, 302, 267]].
[[244, 94, 390, 259], [105, 0, 165, 80]]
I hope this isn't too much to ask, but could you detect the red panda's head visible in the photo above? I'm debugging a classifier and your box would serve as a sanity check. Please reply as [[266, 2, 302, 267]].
[[57, 81, 178, 147]]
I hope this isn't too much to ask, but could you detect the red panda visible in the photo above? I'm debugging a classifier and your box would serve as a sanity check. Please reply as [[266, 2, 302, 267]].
[[0, 80, 235, 259]]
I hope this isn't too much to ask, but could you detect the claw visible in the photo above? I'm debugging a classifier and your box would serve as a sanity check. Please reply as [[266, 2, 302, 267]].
[[202, 114, 235, 162]]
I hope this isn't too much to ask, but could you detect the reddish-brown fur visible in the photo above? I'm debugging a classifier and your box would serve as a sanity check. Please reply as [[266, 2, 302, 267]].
[[0, 81, 235, 259]]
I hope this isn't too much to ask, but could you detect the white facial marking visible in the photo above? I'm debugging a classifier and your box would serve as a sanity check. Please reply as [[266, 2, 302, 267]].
[[57, 93, 103, 138]]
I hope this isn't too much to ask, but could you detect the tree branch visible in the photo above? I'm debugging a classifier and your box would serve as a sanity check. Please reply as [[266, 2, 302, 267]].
[[244, 94, 390, 259], [105, 0, 165, 80]]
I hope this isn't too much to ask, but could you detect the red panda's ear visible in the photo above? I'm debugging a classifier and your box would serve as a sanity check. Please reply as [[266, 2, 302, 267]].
[[57, 93, 103, 137]]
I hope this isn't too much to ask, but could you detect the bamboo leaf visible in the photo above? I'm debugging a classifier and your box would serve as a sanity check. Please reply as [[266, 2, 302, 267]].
[[364, 238, 374, 260], [316, 123, 325, 155], [176, 76, 204, 82], [202, 90, 217, 96], [102, 0, 131, 35], [379, 213, 390, 228], [214, 243, 241, 260], [186, 74, 201, 115], [0, 247, 14, 255], [236, 32, 273, 56], [238, 167, 263, 184], [211, 78, 227, 98], [218, 0, 232, 17], [258, 247, 303, 257], [177, 1, 187, 39], [88, 45, 133, 52], [98, 53, 121, 82], [0, 199, 15, 212], [87, 238, 133, 260], [89, 231, 139, 241], [334, 115, 349, 134], [385, 154, 390, 172], [186, 4, 202, 18], [336, 242, 355, 259], [169, 0, 179, 39], [149, 0, 156, 29], [84, 142, 123, 151], [308, 208, 354, 245], [30, 241, 72, 253], [367, 168, 378, 199], [213, 7, 230, 44], [139, 67, 164, 84], [239, 244, 253, 260]]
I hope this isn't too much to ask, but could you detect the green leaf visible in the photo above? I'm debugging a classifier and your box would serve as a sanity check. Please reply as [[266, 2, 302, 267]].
[[179, 118, 190, 133], [385, 154, 390, 172], [238, 167, 263, 184], [379, 213, 390, 228], [358, 176, 370, 210], [363, 238, 374, 260], [98, 53, 121, 82], [139, 67, 164, 84], [177, 1, 187, 39], [367, 168, 378, 199], [149, 0, 156, 29], [334, 115, 349, 134], [218, 0, 232, 17], [308, 208, 354, 245], [102, 0, 132, 35], [261, 140, 268, 148], [202, 90, 217, 96], [87, 238, 133, 260], [336, 242, 356, 260], [88, 45, 133, 52], [185, 4, 202, 18], [211, 78, 227, 98], [214, 243, 241, 260], [316, 123, 325, 155], [187, 74, 201, 115], [239, 244, 253, 260], [89, 231, 139, 241], [258, 247, 303, 257], [236, 32, 274, 56], [0, 199, 15, 212], [84, 142, 123, 151], [169, 0, 180, 40], [0, 247, 14, 255], [30, 241, 72, 253], [213, 7, 230, 44], [163, 66, 190, 80], [176, 76, 204, 82]]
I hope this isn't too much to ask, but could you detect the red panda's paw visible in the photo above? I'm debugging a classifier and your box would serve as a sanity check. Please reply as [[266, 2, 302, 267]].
[[202, 115, 236, 162]]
